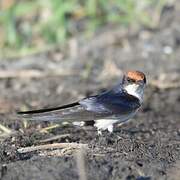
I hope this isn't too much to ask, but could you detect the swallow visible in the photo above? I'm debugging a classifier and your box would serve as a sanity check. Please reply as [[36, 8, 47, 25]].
[[18, 70, 146, 134]]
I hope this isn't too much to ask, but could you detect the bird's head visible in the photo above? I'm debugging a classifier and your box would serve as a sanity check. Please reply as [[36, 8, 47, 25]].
[[122, 71, 146, 102]]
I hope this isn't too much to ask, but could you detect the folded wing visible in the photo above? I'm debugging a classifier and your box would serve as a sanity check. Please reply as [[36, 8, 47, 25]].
[[18, 85, 141, 122]]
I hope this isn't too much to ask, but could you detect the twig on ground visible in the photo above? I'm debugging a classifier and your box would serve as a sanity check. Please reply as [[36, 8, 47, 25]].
[[0, 124, 12, 134], [149, 80, 180, 89], [0, 70, 77, 79], [92, 153, 105, 157], [17, 143, 88, 153], [39, 148, 74, 157], [76, 147, 87, 180], [38, 134, 71, 143], [40, 124, 60, 133], [0, 124, 16, 140]]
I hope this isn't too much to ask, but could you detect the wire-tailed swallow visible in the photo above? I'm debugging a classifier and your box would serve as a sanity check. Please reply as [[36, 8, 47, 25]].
[[18, 70, 146, 133]]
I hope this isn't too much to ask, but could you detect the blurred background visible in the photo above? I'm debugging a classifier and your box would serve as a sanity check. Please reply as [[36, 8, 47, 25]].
[[0, 0, 173, 57], [0, 0, 180, 180]]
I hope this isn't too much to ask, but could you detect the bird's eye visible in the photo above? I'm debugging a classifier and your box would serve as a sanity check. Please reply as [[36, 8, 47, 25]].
[[127, 78, 135, 83]]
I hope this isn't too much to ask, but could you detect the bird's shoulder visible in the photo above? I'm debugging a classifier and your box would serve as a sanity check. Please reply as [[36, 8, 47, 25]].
[[79, 86, 141, 114]]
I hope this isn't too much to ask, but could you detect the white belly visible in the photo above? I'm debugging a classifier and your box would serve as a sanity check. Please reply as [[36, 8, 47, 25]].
[[94, 111, 137, 133]]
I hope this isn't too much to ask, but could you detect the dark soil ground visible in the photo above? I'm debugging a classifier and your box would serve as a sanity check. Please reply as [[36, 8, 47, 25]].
[[0, 3, 180, 180]]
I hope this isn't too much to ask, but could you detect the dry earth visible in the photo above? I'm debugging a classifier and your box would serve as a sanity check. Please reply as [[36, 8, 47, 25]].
[[0, 2, 179, 180]]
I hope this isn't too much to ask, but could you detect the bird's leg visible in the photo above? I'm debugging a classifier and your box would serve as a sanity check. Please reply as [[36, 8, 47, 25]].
[[97, 129, 102, 135], [107, 124, 113, 133]]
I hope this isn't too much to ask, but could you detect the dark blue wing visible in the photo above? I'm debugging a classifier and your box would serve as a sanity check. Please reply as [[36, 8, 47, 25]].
[[79, 85, 141, 115]]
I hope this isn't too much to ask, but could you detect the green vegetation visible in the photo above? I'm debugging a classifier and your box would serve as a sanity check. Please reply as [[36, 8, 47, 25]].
[[0, 0, 169, 57]]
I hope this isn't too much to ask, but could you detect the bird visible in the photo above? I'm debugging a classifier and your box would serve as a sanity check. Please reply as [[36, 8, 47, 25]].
[[17, 70, 146, 134]]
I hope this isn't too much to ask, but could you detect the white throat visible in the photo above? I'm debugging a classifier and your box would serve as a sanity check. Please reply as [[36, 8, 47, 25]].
[[124, 84, 144, 102]]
